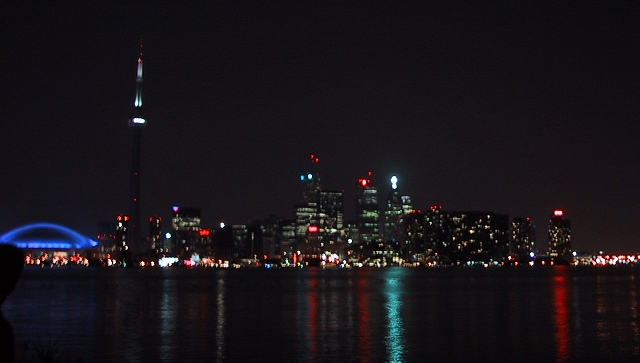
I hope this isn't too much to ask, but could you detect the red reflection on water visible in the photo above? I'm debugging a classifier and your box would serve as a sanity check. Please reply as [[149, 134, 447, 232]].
[[553, 267, 570, 362], [308, 275, 318, 361], [356, 276, 371, 362]]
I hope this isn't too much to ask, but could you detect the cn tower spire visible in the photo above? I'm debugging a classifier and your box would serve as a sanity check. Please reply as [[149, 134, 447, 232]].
[[128, 39, 146, 260], [129, 39, 146, 126], [134, 39, 143, 108]]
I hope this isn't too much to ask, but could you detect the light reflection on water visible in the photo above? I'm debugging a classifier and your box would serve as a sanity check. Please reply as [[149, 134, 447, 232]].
[[384, 270, 405, 363], [4, 266, 640, 362]]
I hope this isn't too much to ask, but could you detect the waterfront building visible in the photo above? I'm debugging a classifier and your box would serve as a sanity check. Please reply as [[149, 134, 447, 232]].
[[232, 224, 249, 259], [448, 211, 509, 265], [548, 210, 572, 264], [171, 206, 201, 257], [511, 217, 536, 263]]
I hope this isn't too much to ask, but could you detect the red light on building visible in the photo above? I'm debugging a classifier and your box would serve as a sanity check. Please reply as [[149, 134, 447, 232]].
[[554, 210, 564, 217], [308, 225, 319, 233], [124, 216, 130, 221], [199, 229, 211, 237]]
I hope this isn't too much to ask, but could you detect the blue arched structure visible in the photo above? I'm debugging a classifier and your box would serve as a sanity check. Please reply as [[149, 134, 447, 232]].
[[0, 223, 98, 249]]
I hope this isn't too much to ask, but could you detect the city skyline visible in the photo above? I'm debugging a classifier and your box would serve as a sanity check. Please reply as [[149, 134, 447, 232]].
[[1, 2, 639, 253]]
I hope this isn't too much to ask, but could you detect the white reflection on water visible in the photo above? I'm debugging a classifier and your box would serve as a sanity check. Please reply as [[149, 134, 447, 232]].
[[629, 275, 640, 355], [159, 277, 175, 361], [215, 278, 225, 362], [384, 272, 405, 363]]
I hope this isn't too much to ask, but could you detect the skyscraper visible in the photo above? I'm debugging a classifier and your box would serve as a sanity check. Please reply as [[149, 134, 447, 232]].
[[300, 154, 321, 203], [383, 175, 412, 246], [548, 210, 572, 264], [356, 172, 379, 244], [128, 40, 146, 256]]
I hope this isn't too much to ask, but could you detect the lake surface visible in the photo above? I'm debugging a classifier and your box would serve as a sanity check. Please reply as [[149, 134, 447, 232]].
[[4, 266, 640, 362]]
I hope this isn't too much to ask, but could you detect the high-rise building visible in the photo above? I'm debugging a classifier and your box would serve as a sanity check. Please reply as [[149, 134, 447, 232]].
[[171, 206, 201, 257], [115, 214, 129, 259], [356, 172, 379, 244], [148, 216, 162, 254], [317, 190, 344, 234], [127, 40, 147, 256], [383, 175, 412, 246], [511, 217, 536, 262], [448, 211, 509, 265], [548, 210, 572, 264], [300, 154, 321, 203]]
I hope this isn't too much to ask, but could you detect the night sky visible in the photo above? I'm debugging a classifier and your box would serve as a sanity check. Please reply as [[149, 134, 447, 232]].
[[2, 2, 639, 253]]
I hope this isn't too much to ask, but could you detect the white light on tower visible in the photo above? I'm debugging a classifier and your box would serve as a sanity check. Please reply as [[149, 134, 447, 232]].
[[391, 175, 398, 190]]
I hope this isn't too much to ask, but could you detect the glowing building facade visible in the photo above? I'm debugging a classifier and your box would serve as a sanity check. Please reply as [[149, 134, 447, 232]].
[[548, 210, 572, 264], [356, 173, 379, 244], [148, 215, 163, 253], [511, 217, 536, 262], [115, 214, 129, 257], [171, 206, 201, 257], [383, 175, 412, 246]]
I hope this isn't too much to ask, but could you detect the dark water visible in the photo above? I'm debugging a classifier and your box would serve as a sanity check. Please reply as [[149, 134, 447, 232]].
[[4, 266, 640, 362]]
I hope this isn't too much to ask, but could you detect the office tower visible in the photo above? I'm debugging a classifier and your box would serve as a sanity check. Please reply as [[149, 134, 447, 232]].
[[317, 190, 344, 233], [511, 217, 536, 262], [171, 206, 201, 257], [548, 210, 572, 264], [300, 154, 321, 203], [383, 175, 412, 246], [356, 172, 379, 244], [294, 202, 318, 238], [128, 40, 147, 255], [148, 216, 162, 253]]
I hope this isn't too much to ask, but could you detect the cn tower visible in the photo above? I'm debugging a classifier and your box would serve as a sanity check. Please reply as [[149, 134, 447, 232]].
[[128, 40, 146, 256]]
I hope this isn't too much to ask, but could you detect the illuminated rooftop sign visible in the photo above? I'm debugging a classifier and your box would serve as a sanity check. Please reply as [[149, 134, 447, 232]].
[[554, 210, 564, 217]]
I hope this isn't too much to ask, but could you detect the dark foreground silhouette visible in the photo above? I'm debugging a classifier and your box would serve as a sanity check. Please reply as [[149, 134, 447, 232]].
[[0, 245, 24, 363]]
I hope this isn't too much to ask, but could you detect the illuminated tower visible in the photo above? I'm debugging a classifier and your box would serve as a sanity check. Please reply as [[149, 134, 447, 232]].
[[548, 210, 572, 264], [300, 154, 321, 203], [383, 175, 412, 245], [128, 40, 146, 255], [356, 172, 379, 244]]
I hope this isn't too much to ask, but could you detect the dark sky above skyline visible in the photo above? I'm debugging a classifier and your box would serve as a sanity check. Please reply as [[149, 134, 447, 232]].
[[1, 2, 639, 253]]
